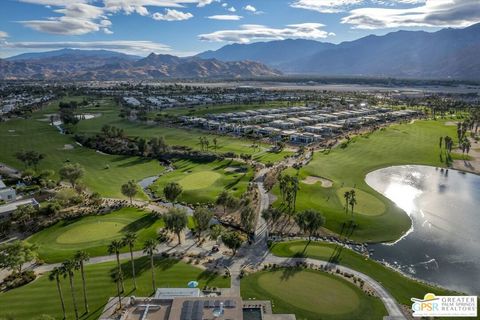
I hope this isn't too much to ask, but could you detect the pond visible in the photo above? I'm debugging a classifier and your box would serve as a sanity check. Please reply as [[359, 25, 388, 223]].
[[366, 165, 480, 294]]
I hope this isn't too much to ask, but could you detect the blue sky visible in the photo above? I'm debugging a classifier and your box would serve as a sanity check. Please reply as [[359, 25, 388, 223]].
[[0, 0, 479, 58]]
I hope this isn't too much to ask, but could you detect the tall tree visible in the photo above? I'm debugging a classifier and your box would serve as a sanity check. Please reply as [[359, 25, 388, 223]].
[[349, 190, 357, 219], [163, 182, 183, 205], [240, 205, 256, 234], [295, 210, 326, 240], [122, 232, 138, 290], [121, 180, 138, 204], [343, 191, 351, 214], [59, 163, 84, 188], [0, 240, 37, 273], [49, 267, 66, 320], [73, 251, 90, 314], [192, 207, 213, 242], [216, 190, 229, 214], [107, 240, 125, 293], [143, 239, 158, 293], [222, 231, 244, 256], [61, 259, 80, 320], [164, 208, 188, 244]]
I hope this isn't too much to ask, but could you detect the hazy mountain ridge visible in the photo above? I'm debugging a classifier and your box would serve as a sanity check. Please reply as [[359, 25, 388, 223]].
[[199, 23, 480, 80], [0, 51, 281, 80]]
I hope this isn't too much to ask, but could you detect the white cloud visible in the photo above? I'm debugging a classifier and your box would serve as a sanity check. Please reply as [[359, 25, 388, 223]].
[[243, 5, 256, 12], [20, 17, 107, 35], [227, 6, 236, 12], [152, 9, 193, 21], [18, 0, 215, 35], [342, 0, 480, 29], [199, 23, 333, 43], [1, 40, 173, 55], [0, 31, 8, 39], [290, 0, 363, 13], [208, 14, 243, 21]]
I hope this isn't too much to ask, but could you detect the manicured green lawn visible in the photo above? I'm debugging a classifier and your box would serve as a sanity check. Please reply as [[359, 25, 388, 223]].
[[0, 102, 163, 199], [27, 208, 164, 263], [149, 159, 254, 204], [0, 257, 229, 320], [75, 100, 293, 164], [270, 241, 457, 307], [241, 268, 386, 320], [273, 120, 458, 242]]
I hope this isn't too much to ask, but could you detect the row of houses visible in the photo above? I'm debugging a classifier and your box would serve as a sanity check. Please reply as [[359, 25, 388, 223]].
[[181, 107, 419, 145]]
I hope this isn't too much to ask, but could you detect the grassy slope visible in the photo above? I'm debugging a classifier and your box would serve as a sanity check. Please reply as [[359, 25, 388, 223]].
[[27, 208, 165, 263], [75, 101, 293, 164], [273, 120, 457, 242], [149, 159, 253, 204], [241, 268, 386, 320], [0, 100, 162, 199], [0, 257, 229, 320], [270, 241, 457, 307]]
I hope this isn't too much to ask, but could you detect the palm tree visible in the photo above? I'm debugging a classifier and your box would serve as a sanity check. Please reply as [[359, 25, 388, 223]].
[[349, 190, 357, 220], [49, 267, 66, 320], [112, 270, 123, 309], [343, 191, 350, 214], [74, 250, 90, 314], [143, 239, 158, 293], [61, 259, 80, 320], [108, 240, 125, 293], [122, 232, 138, 290]]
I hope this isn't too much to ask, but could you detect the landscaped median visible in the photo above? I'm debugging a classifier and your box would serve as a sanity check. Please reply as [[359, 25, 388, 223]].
[[0, 257, 229, 320], [269, 241, 458, 307], [241, 268, 387, 320]]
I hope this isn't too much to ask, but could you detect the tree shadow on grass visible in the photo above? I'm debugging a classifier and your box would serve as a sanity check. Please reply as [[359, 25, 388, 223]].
[[280, 267, 303, 281], [212, 159, 232, 171], [115, 256, 179, 279], [117, 157, 152, 168], [197, 270, 224, 286], [121, 214, 156, 233]]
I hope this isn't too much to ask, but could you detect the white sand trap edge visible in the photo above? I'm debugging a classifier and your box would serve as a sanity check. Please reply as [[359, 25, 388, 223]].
[[302, 176, 333, 188]]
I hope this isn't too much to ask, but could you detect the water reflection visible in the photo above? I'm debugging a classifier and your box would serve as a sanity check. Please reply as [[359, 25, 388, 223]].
[[366, 165, 480, 294]]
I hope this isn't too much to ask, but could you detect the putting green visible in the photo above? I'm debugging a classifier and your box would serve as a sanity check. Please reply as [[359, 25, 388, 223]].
[[336, 187, 385, 216], [178, 171, 221, 190], [27, 208, 165, 263], [56, 221, 126, 244], [241, 269, 386, 320], [150, 159, 253, 204]]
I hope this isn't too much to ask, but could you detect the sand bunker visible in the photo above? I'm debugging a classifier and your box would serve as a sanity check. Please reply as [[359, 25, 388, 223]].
[[445, 121, 458, 126], [224, 166, 247, 173], [63, 144, 74, 150], [302, 176, 333, 188]]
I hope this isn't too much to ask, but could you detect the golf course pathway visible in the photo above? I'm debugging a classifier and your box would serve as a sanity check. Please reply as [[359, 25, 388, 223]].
[[222, 163, 407, 319]]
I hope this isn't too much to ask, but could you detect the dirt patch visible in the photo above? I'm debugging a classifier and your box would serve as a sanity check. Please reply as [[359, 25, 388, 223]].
[[445, 121, 458, 126], [224, 166, 247, 173], [302, 176, 333, 188], [62, 144, 74, 150]]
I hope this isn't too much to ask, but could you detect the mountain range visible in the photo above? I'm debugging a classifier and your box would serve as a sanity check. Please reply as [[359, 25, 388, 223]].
[[1, 23, 480, 80], [0, 50, 281, 80], [198, 23, 480, 80]]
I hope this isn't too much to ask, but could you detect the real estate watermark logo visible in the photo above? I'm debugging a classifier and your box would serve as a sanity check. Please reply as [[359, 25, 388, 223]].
[[411, 293, 477, 317]]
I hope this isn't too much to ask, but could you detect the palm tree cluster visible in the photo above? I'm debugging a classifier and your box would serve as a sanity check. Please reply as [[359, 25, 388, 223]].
[[278, 174, 300, 214], [198, 136, 210, 151], [49, 251, 90, 320], [343, 190, 357, 221]]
